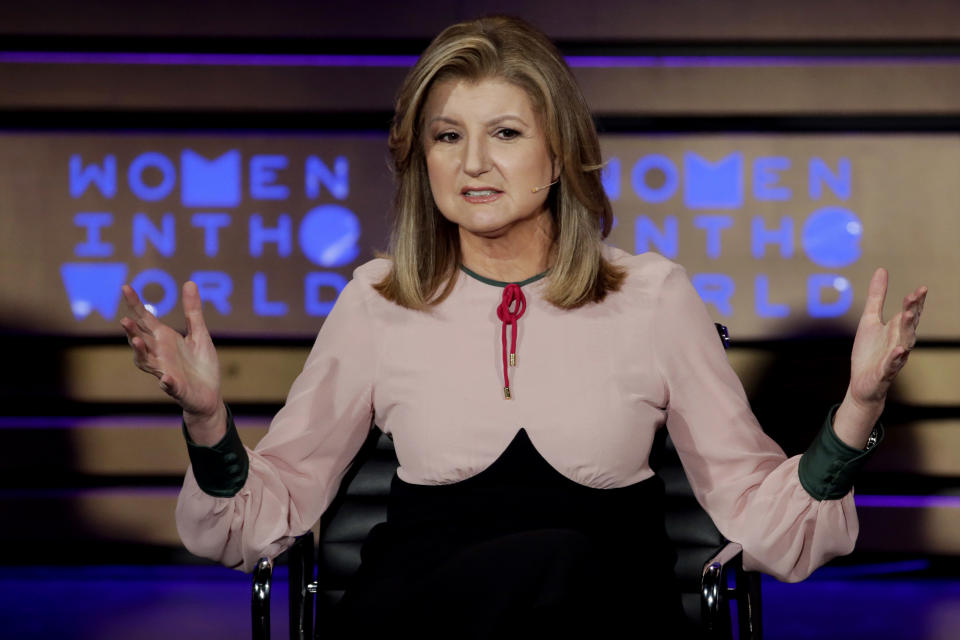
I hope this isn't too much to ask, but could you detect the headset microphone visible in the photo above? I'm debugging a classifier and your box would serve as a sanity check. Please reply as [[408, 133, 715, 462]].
[[531, 179, 559, 193]]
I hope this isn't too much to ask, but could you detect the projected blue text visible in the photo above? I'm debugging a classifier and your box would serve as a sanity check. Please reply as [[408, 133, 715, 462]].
[[64, 150, 359, 321]]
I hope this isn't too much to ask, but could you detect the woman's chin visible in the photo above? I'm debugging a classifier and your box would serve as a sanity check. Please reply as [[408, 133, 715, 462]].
[[459, 223, 513, 241]]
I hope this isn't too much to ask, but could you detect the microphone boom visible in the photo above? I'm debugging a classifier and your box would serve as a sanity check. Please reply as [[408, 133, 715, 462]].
[[531, 179, 559, 193]]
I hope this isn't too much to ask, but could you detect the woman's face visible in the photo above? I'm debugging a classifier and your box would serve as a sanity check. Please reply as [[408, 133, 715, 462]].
[[422, 77, 555, 244]]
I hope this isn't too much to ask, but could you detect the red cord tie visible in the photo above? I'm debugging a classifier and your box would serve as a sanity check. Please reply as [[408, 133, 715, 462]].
[[496, 283, 526, 399]]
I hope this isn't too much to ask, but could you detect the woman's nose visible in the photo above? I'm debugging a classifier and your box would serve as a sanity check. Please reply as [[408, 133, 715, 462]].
[[462, 137, 491, 177]]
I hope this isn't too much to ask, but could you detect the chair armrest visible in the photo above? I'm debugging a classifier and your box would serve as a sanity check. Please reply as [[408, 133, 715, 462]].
[[701, 541, 763, 640], [701, 541, 741, 636], [289, 532, 317, 640], [252, 557, 274, 640], [250, 532, 317, 640]]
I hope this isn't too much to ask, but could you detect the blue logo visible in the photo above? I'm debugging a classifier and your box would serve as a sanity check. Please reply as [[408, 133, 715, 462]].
[[192, 213, 232, 257], [70, 155, 116, 199], [128, 152, 177, 202], [694, 215, 733, 259], [73, 213, 115, 257], [250, 155, 290, 201], [129, 269, 180, 317], [808, 275, 853, 317], [181, 150, 242, 207], [601, 158, 621, 201], [249, 215, 293, 257], [684, 152, 743, 209], [63, 150, 361, 323], [305, 272, 348, 316], [751, 217, 794, 259], [620, 151, 859, 320], [631, 155, 678, 204], [133, 213, 176, 257], [298, 205, 361, 267], [190, 271, 233, 314], [61, 263, 128, 320], [802, 207, 862, 268], [306, 156, 349, 200], [692, 274, 735, 316], [753, 157, 791, 201], [634, 216, 677, 258]]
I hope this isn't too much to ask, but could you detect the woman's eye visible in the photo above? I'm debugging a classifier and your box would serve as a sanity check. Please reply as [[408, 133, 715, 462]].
[[496, 128, 521, 140], [436, 131, 459, 143]]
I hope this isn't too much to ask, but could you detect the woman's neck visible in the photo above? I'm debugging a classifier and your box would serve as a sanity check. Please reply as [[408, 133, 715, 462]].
[[458, 212, 554, 282]]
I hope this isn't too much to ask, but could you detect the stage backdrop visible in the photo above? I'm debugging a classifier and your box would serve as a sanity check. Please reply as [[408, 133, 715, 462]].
[[1, 131, 953, 339]]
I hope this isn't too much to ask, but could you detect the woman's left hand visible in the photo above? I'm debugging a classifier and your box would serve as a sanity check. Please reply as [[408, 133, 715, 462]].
[[834, 268, 927, 448]]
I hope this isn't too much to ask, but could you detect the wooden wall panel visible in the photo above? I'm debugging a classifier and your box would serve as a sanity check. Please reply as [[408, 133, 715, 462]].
[[59, 346, 308, 404], [857, 504, 960, 555], [0, 417, 270, 475], [46, 344, 960, 408], [3, 489, 182, 546], [866, 420, 960, 476], [4, 61, 960, 116], [2, 1, 960, 40], [727, 348, 960, 408], [4, 476, 958, 554], [0, 63, 408, 112], [3, 416, 958, 478]]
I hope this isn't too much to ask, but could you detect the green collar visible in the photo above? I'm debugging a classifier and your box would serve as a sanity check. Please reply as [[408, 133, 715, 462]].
[[459, 264, 549, 288]]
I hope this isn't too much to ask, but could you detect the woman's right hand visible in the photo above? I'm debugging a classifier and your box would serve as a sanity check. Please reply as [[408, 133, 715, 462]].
[[120, 281, 226, 444]]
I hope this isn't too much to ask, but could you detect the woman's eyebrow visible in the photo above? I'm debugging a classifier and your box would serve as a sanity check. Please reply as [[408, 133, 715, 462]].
[[427, 114, 529, 127], [427, 115, 461, 127], [486, 114, 528, 127]]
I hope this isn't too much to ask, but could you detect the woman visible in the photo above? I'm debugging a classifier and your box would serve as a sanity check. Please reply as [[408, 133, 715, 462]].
[[121, 15, 926, 637]]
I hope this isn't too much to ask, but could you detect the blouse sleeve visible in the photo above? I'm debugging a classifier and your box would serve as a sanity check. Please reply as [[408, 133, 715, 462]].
[[174, 274, 378, 572], [651, 262, 859, 582]]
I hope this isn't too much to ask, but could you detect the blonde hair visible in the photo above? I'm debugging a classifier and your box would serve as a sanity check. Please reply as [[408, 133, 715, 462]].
[[374, 15, 625, 309]]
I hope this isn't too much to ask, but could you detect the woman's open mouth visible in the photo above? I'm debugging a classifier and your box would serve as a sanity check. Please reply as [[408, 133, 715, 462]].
[[462, 188, 503, 203]]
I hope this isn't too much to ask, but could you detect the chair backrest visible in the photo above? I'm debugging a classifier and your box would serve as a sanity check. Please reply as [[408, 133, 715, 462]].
[[313, 430, 733, 629], [314, 428, 396, 614], [650, 428, 728, 624]]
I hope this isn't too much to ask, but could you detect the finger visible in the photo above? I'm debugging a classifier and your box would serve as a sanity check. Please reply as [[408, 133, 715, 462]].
[[882, 345, 910, 381], [129, 336, 160, 376], [899, 309, 918, 349], [121, 284, 144, 314], [913, 286, 928, 318], [121, 284, 159, 333], [159, 373, 178, 397], [904, 287, 923, 308], [861, 268, 888, 323], [129, 335, 147, 359], [902, 294, 917, 328], [120, 315, 156, 353], [905, 287, 928, 328], [181, 281, 209, 338], [901, 286, 927, 313], [124, 314, 157, 353], [120, 317, 140, 350], [120, 316, 137, 341]]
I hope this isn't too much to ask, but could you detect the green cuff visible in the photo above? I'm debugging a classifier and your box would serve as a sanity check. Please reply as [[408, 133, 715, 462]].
[[798, 404, 884, 501], [182, 404, 249, 497]]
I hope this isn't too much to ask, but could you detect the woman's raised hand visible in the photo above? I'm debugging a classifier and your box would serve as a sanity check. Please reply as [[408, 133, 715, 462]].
[[120, 281, 226, 444], [834, 268, 927, 448]]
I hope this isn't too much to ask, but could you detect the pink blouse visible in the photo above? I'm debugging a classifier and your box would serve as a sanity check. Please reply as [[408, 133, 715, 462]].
[[175, 245, 858, 579]]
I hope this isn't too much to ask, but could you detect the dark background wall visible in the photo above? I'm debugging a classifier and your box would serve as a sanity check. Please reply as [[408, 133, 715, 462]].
[[5, 0, 960, 39], [1, 0, 958, 562]]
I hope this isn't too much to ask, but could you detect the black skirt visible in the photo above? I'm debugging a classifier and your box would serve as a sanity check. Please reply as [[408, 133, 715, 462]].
[[331, 428, 686, 639]]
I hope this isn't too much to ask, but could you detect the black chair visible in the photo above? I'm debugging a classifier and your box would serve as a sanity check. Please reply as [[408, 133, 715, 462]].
[[252, 324, 762, 639]]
